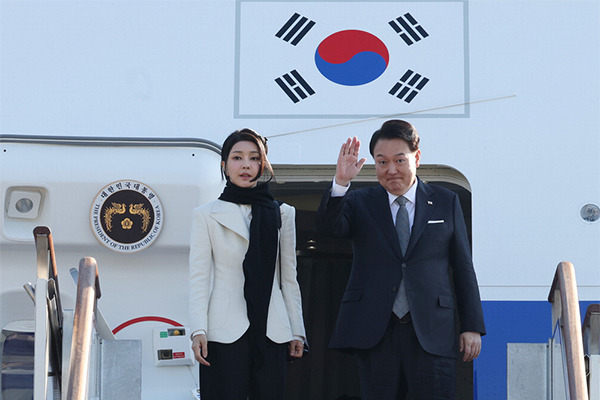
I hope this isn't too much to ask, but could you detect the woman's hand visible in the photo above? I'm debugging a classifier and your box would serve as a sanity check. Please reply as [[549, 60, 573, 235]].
[[288, 339, 304, 359], [191, 334, 210, 366], [335, 137, 367, 187]]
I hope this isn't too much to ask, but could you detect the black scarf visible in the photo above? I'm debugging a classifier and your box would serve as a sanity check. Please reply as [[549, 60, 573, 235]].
[[218, 182, 278, 344]]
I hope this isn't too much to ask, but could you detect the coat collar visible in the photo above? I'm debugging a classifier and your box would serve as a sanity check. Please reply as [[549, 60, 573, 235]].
[[367, 185, 403, 260], [406, 177, 435, 256], [209, 200, 249, 241]]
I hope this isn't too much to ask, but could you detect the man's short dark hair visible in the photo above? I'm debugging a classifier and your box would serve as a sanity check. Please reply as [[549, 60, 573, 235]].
[[369, 120, 420, 156]]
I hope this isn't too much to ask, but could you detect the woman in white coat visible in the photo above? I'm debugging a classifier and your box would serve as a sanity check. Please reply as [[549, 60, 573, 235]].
[[189, 128, 306, 400]]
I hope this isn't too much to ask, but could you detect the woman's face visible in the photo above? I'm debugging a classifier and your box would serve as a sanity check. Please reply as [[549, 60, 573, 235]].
[[223, 140, 261, 188]]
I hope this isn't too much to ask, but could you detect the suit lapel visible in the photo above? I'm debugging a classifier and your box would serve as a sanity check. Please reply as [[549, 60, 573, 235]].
[[209, 200, 249, 242], [366, 186, 403, 260], [406, 178, 434, 256]]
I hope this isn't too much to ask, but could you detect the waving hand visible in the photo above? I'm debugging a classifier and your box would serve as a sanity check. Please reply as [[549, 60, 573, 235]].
[[335, 137, 367, 187]]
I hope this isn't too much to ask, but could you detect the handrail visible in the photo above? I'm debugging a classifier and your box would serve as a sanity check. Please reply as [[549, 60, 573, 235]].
[[66, 257, 101, 400], [68, 267, 115, 341], [33, 278, 50, 400], [33, 226, 63, 395], [548, 261, 589, 400], [34, 227, 64, 327], [34, 226, 57, 280]]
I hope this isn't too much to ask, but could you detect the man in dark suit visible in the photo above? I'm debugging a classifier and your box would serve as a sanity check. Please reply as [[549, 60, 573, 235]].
[[317, 120, 486, 399]]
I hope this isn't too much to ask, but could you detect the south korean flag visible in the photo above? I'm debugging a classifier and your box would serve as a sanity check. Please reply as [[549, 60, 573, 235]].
[[235, 1, 468, 118]]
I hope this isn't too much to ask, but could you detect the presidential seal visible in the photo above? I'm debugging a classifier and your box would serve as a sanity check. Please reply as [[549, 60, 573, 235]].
[[91, 180, 163, 253]]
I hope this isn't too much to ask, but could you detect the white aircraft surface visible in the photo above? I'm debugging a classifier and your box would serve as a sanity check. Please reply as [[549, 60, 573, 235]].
[[1, 1, 598, 399]]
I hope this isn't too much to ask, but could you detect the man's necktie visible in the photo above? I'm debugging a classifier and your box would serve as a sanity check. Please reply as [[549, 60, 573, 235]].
[[393, 196, 410, 318]]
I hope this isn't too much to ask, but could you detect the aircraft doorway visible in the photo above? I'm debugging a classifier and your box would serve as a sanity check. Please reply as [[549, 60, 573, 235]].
[[270, 164, 473, 400]]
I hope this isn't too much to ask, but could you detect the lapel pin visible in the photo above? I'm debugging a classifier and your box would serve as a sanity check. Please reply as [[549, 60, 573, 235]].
[[427, 201, 433, 205]]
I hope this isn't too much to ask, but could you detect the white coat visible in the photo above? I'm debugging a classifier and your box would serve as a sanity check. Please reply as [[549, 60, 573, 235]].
[[189, 199, 305, 344]]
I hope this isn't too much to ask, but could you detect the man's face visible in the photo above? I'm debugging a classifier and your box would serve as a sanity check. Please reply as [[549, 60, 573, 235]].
[[373, 138, 420, 196]]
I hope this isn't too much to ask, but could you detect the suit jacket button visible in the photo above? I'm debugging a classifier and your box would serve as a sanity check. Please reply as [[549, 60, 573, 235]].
[[392, 287, 397, 291], [402, 263, 407, 268]]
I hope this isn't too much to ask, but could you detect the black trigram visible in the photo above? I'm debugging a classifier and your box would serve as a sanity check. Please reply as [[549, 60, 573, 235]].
[[275, 13, 316, 46], [275, 70, 315, 103], [389, 13, 429, 46], [389, 70, 429, 103]]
